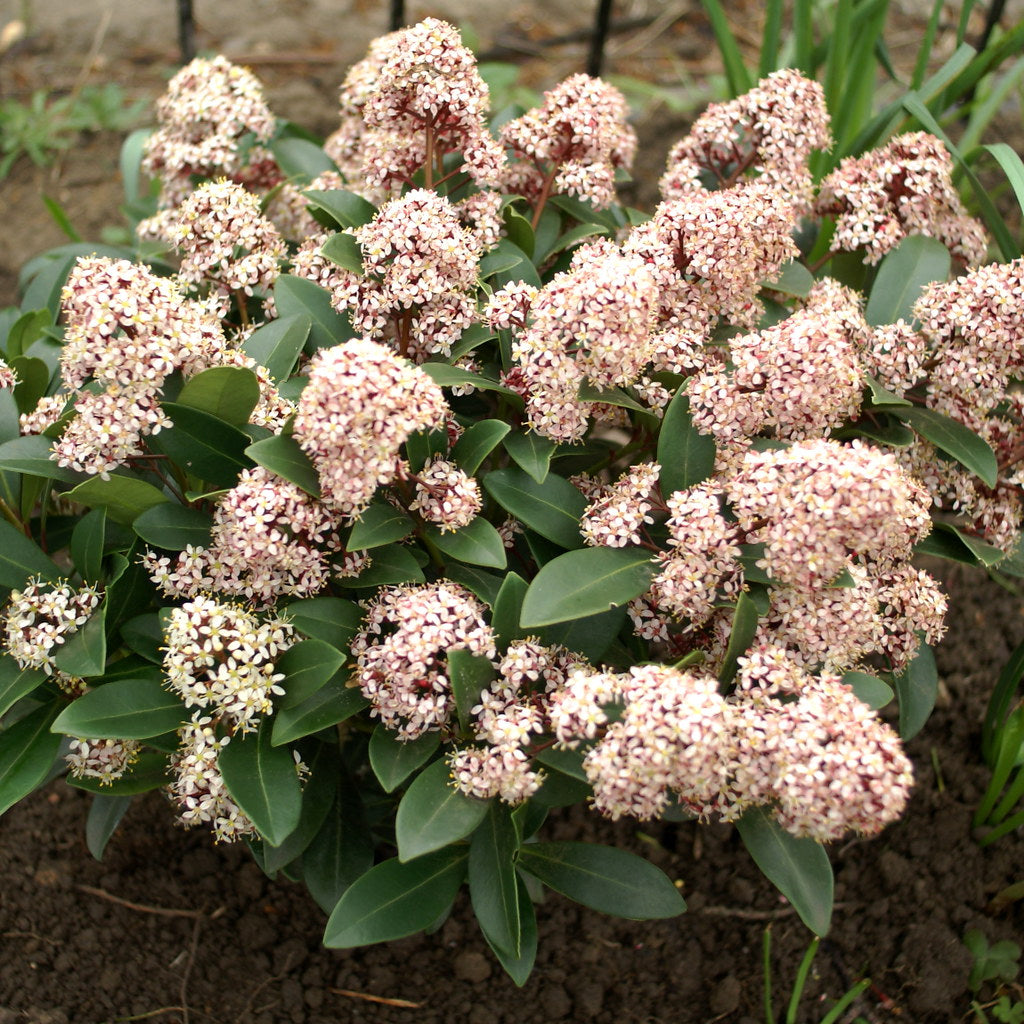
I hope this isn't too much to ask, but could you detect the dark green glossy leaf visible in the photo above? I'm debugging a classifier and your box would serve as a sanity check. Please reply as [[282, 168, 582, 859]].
[[341, 543, 425, 589], [52, 678, 186, 739], [66, 474, 168, 526], [491, 572, 528, 648], [245, 434, 321, 496], [427, 518, 507, 569], [451, 420, 511, 476], [0, 656, 48, 718], [443, 563, 503, 606], [119, 613, 163, 665], [396, 759, 491, 862], [269, 137, 337, 182], [320, 232, 364, 275], [284, 596, 363, 651], [303, 777, 374, 913], [53, 606, 107, 678], [539, 604, 628, 662], [448, 649, 495, 732], [369, 726, 440, 794], [516, 841, 685, 919], [420, 362, 518, 399], [488, 876, 538, 986], [885, 405, 997, 488], [737, 805, 833, 935], [70, 508, 106, 582], [323, 847, 468, 948], [150, 403, 252, 487], [657, 387, 716, 495], [69, 750, 171, 795], [0, 434, 83, 484], [273, 274, 356, 352], [85, 793, 132, 860], [470, 803, 522, 958], [0, 701, 63, 816], [762, 260, 814, 297], [503, 431, 555, 484], [3, 308, 50, 360], [483, 468, 586, 550], [271, 676, 368, 746], [241, 314, 310, 382], [520, 547, 654, 628], [176, 367, 260, 426], [893, 640, 937, 740], [0, 519, 62, 587], [303, 189, 377, 229], [10, 356, 50, 416], [277, 640, 346, 709], [348, 501, 414, 550], [842, 671, 894, 710], [718, 591, 762, 685], [219, 719, 302, 846], [133, 504, 213, 552], [865, 235, 951, 326]]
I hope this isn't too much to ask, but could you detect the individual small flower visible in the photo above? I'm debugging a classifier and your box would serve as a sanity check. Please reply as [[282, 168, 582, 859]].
[[292, 338, 449, 517], [66, 738, 141, 786], [580, 463, 660, 548], [817, 132, 988, 265], [0, 357, 18, 389], [410, 458, 482, 532], [351, 581, 496, 738], [162, 596, 296, 733], [3, 577, 102, 680], [143, 55, 278, 207], [500, 74, 636, 211]]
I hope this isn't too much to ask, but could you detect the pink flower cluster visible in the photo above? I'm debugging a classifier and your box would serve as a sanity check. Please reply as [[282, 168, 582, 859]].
[[411, 458, 482, 532], [352, 581, 497, 738], [66, 738, 142, 786], [292, 338, 449, 517], [580, 463, 660, 548], [817, 132, 988, 265]]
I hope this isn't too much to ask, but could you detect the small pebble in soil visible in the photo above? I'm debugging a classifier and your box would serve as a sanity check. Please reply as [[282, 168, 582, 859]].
[[453, 950, 492, 983], [709, 973, 741, 1015], [539, 983, 573, 1018]]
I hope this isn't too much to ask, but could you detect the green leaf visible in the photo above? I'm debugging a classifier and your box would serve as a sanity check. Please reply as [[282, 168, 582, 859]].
[[118, 612, 164, 664], [489, 876, 538, 986], [323, 847, 469, 948], [892, 640, 937, 740], [347, 501, 414, 550], [885, 405, 998, 488], [304, 189, 377, 230], [577, 381, 647, 413], [0, 434, 83, 484], [262, 744, 338, 873], [480, 239, 541, 288], [284, 596, 363, 651], [443, 563, 504, 606], [66, 475, 169, 526], [3, 309, 51, 360], [865, 235, 951, 326], [452, 420, 511, 476], [176, 367, 260, 426], [0, 657, 48, 718], [340, 543, 425, 589], [915, 522, 1005, 568], [245, 434, 321, 496], [270, 676, 369, 746], [241, 314, 310, 382], [491, 571, 529, 648], [369, 726, 441, 793], [700, 0, 752, 96], [483, 468, 587, 550], [427, 518, 507, 570], [503, 431, 555, 484], [396, 759, 491, 862], [269, 136, 337, 182], [53, 606, 107, 678], [52, 678, 186, 739], [841, 671, 894, 710], [273, 274, 356, 352], [219, 719, 302, 846], [718, 591, 762, 685], [70, 508, 106, 582], [320, 232, 365, 275], [69, 750, 171, 795], [0, 701, 63, 816], [149, 403, 252, 488], [303, 779, 374, 913], [657, 387, 716, 496], [517, 841, 686, 919], [762, 260, 814, 298], [85, 793, 132, 860], [133, 504, 213, 552], [737, 805, 833, 936], [277, 640, 346, 709], [983, 143, 1024, 221], [520, 547, 654, 628], [540, 605, 627, 662], [448, 649, 496, 732], [545, 222, 611, 260], [420, 362, 519, 399], [10, 356, 50, 416], [470, 803, 522, 958], [0, 518, 62, 587]]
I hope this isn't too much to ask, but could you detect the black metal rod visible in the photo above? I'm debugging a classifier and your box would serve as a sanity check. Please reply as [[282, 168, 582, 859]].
[[587, 0, 614, 77], [177, 0, 196, 63], [390, 0, 405, 32]]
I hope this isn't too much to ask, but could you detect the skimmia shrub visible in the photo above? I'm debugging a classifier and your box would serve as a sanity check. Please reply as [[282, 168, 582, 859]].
[[1, 18, 1023, 980]]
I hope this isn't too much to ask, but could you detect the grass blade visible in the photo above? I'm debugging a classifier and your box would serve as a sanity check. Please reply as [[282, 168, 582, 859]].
[[912, 0, 945, 88], [701, 0, 751, 96], [759, 0, 784, 77]]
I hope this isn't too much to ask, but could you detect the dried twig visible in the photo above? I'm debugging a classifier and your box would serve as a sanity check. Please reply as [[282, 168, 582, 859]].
[[76, 883, 205, 919], [697, 901, 851, 921], [329, 987, 423, 1009], [178, 912, 204, 1024]]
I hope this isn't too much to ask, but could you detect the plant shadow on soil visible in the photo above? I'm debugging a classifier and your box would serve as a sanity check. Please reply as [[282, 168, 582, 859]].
[[1, 4, 1023, 1022]]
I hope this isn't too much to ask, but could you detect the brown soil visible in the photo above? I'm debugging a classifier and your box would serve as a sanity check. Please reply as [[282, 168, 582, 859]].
[[2, 5, 1024, 1023]]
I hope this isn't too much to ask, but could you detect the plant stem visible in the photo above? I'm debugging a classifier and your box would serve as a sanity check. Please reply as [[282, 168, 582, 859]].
[[530, 166, 560, 231], [786, 938, 819, 1024]]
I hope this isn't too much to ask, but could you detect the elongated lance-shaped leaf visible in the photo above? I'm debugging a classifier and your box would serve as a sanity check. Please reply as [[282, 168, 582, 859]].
[[52, 677, 187, 739], [892, 640, 937, 740], [470, 803, 522, 959], [737, 805, 833, 936], [483, 468, 587, 550], [0, 701, 63, 816], [85, 793, 133, 861], [324, 847, 469, 947], [657, 388, 716, 496], [369, 726, 441, 793], [0, 518, 62, 588], [864, 235, 951, 327]]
